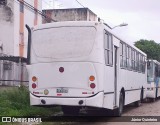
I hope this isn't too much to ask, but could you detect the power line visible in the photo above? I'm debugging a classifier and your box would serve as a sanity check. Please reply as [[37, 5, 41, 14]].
[[17, 0, 56, 22], [75, 0, 85, 8]]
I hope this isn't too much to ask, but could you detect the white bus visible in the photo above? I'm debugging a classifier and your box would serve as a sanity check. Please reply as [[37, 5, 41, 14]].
[[26, 21, 147, 116], [146, 60, 160, 101]]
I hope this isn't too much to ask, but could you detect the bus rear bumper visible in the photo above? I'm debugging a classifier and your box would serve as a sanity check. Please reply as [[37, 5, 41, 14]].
[[30, 92, 104, 108]]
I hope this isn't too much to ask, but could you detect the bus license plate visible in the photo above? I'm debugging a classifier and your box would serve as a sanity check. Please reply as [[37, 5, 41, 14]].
[[57, 88, 68, 93]]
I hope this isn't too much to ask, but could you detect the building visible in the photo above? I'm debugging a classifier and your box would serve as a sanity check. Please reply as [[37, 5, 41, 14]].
[[42, 8, 97, 23], [0, 0, 42, 86], [0, 0, 42, 57]]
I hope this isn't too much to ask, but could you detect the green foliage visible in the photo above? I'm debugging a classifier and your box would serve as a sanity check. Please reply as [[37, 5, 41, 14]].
[[0, 86, 60, 116], [134, 39, 160, 61]]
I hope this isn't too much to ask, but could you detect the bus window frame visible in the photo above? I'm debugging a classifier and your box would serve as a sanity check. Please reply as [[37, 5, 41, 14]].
[[104, 30, 113, 66]]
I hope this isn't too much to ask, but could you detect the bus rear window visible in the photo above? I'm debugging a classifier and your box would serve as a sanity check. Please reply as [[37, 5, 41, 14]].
[[32, 26, 96, 59]]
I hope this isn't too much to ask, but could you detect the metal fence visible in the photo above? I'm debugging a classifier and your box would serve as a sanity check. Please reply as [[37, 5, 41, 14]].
[[0, 54, 29, 86]]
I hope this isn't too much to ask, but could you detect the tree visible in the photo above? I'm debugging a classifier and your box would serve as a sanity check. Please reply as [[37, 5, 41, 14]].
[[134, 39, 160, 62]]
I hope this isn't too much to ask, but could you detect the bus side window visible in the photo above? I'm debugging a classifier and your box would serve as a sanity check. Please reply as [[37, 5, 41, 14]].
[[120, 42, 123, 67], [123, 43, 126, 68], [147, 61, 151, 69], [131, 49, 135, 70], [126, 46, 129, 68], [104, 31, 113, 66], [120, 42, 126, 68], [142, 56, 146, 73], [158, 66, 160, 77], [155, 66, 158, 77], [135, 50, 138, 71], [128, 47, 131, 70]]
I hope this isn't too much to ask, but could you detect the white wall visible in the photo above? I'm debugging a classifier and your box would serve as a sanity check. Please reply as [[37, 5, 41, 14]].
[[0, 0, 42, 57], [0, 0, 14, 55]]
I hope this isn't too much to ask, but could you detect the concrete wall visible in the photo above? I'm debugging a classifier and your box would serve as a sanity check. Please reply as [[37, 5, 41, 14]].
[[0, 0, 14, 55], [42, 8, 97, 23]]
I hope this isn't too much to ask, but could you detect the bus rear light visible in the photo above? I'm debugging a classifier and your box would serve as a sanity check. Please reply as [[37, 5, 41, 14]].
[[82, 92, 87, 94], [44, 89, 49, 95], [89, 76, 95, 81], [90, 83, 96, 89], [32, 83, 37, 89], [82, 92, 94, 94], [59, 67, 64, 73], [33, 91, 39, 94], [32, 76, 37, 82], [57, 94, 62, 96]]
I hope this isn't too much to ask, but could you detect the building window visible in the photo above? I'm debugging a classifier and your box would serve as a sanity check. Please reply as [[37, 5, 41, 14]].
[[0, 0, 7, 5], [104, 31, 113, 66]]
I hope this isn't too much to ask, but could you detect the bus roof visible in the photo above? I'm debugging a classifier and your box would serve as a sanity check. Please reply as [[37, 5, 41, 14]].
[[148, 60, 160, 65], [33, 21, 99, 31]]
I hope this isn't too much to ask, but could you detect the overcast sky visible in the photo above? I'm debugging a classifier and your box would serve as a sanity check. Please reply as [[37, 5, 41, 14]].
[[42, 0, 160, 45]]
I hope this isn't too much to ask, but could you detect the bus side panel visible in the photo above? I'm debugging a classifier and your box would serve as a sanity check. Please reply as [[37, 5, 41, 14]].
[[92, 63, 115, 109], [103, 65, 115, 109], [119, 68, 146, 105]]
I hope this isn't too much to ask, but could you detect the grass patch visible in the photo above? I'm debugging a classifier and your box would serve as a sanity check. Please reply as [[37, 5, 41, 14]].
[[0, 86, 60, 116]]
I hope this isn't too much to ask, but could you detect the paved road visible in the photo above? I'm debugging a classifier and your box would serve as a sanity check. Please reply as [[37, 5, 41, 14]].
[[62, 99, 160, 125]]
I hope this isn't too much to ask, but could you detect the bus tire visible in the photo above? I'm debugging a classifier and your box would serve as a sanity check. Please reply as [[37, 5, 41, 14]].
[[61, 106, 80, 115], [114, 92, 124, 116], [134, 100, 141, 107], [150, 98, 155, 102], [140, 87, 144, 103], [156, 87, 158, 99]]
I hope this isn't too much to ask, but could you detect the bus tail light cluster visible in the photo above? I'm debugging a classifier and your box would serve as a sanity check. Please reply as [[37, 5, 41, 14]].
[[89, 75, 96, 89], [90, 83, 96, 89], [32, 83, 37, 89], [89, 76, 95, 81], [32, 76, 37, 89]]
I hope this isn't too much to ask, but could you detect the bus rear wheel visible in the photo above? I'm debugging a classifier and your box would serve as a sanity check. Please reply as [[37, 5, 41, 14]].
[[61, 106, 80, 115], [134, 100, 141, 107]]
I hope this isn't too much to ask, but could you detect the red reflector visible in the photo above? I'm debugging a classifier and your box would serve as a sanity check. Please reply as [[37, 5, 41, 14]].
[[82, 92, 87, 94], [90, 83, 96, 89], [57, 94, 62, 96], [33, 92, 39, 94], [32, 83, 36, 89], [59, 67, 64, 73]]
